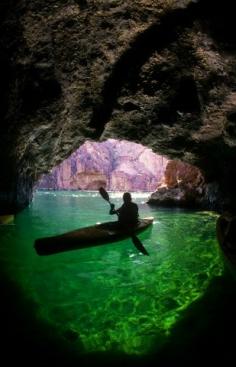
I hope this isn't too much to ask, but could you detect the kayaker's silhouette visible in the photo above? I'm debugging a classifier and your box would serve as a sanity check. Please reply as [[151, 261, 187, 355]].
[[109, 192, 139, 229], [99, 187, 149, 255], [34, 189, 151, 256]]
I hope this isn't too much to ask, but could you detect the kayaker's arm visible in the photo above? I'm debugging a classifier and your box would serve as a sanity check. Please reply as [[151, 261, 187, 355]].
[[109, 203, 119, 216]]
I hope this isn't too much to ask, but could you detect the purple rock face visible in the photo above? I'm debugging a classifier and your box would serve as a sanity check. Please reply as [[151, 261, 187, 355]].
[[36, 139, 168, 191]]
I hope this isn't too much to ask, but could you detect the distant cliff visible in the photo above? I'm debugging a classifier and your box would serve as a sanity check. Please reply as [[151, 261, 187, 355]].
[[36, 139, 168, 191], [36, 139, 206, 208]]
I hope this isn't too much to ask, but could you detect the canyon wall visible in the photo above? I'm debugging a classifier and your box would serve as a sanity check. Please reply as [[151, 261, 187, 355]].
[[36, 139, 168, 191], [37, 139, 206, 209]]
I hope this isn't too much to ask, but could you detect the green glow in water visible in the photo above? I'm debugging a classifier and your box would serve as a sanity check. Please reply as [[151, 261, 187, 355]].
[[0, 191, 223, 355]]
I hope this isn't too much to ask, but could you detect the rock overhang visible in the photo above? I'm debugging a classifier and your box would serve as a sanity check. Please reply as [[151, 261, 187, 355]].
[[1, 0, 236, 212]]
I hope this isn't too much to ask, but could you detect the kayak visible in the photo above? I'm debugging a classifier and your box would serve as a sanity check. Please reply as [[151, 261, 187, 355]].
[[35, 217, 154, 255], [216, 215, 236, 278]]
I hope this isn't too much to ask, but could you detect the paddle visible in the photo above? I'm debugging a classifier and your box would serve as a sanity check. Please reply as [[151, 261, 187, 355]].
[[99, 187, 149, 255]]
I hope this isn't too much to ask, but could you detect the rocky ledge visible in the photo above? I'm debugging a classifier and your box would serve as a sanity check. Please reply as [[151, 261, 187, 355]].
[[148, 160, 206, 208]]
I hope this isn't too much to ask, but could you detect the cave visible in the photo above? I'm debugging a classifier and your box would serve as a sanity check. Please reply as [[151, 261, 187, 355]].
[[1, 0, 236, 214], [35, 139, 169, 192], [35, 138, 206, 209], [1, 0, 236, 366]]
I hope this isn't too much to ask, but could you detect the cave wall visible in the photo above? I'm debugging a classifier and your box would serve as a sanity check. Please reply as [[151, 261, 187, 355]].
[[148, 159, 206, 208], [1, 0, 236, 212]]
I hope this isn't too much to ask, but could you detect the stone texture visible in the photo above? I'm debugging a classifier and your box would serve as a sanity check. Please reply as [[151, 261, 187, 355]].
[[36, 139, 168, 191], [148, 159, 206, 208], [1, 0, 236, 212]]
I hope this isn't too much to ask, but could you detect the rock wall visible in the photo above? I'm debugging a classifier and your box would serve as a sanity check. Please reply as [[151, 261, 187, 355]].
[[37, 139, 207, 209], [36, 139, 168, 191], [1, 0, 236, 211], [148, 160, 206, 208]]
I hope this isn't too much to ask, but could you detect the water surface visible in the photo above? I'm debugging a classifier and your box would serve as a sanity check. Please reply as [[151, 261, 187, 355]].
[[0, 191, 223, 356]]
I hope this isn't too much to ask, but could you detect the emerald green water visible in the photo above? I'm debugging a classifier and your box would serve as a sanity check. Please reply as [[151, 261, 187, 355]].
[[0, 191, 223, 356]]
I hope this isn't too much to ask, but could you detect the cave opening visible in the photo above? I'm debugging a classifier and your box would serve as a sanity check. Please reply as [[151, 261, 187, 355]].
[[0, 148, 223, 362], [35, 139, 169, 193], [35, 138, 206, 210], [2, 0, 236, 364]]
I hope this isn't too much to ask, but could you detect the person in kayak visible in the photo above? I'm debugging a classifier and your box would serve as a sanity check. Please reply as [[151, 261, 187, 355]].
[[109, 192, 139, 229]]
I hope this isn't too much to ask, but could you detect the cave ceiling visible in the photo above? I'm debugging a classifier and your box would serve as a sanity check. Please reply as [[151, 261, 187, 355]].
[[1, 0, 236, 210]]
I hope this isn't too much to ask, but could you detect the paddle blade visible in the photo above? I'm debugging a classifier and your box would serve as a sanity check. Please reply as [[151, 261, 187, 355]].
[[131, 235, 149, 256], [99, 187, 110, 202]]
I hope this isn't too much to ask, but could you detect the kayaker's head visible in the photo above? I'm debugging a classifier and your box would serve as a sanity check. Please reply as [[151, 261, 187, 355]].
[[123, 192, 132, 204]]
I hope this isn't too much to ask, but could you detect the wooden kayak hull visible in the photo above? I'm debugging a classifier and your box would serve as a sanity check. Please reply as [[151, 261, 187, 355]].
[[35, 217, 154, 255]]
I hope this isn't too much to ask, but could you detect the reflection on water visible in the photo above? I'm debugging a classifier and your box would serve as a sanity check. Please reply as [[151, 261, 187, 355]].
[[0, 191, 223, 356]]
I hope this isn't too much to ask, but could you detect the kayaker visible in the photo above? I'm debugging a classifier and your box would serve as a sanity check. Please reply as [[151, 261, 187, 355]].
[[109, 192, 139, 229]]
